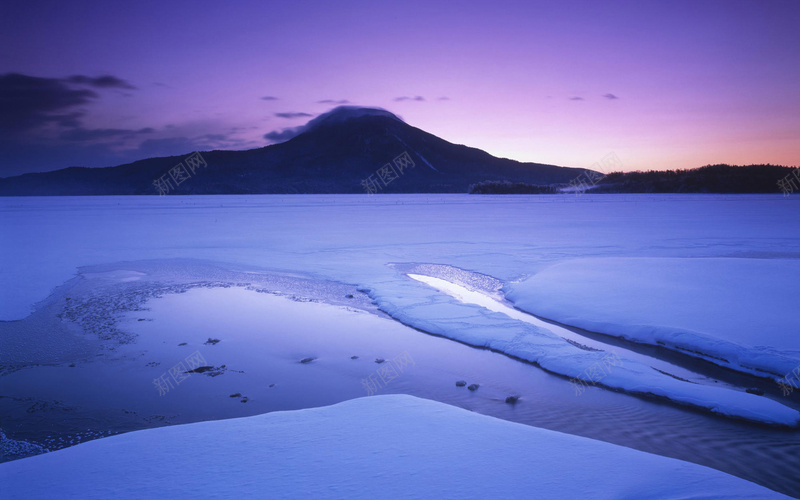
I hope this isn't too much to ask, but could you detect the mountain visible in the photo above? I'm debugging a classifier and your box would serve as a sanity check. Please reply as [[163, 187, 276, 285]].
[[0, 106, 589, 195]]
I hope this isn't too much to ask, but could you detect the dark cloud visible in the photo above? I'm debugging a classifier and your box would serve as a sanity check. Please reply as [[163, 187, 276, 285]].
[[59, 127, 154, 142], [0, 73, 97, 132], [317, 99, 349, 104], [264, 127, 304, 142], [275, 112, 314, 119], [67, 75, 136, 90], [261, 96, 279, 101], [0, 73, 138, 134], [569, 96, 585, 101], [603, 93, 619, 100], [0, 73, 253, 177], [50, 112, 84, 128], [394, 96, 425, 102]]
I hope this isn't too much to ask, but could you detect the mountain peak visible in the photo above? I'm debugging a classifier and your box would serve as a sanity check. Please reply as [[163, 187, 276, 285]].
[[264, 106, 404, 144], [305, 106, 404, 131]]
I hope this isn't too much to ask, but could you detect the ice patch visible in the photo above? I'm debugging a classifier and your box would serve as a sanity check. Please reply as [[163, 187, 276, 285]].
[[369, 274, 800, 426]]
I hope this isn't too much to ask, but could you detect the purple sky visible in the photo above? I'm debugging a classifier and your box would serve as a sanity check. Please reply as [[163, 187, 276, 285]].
[[1, 0, 798, 176]]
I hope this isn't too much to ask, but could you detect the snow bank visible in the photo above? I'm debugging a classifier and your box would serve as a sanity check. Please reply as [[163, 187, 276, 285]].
[[371, 277, 799, 426], [0, 395, 790, 499], [505, 257, 800, 380]]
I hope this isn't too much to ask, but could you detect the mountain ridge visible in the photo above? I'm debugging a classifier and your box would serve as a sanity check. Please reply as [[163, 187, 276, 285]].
[[0, 107, 589, 195]]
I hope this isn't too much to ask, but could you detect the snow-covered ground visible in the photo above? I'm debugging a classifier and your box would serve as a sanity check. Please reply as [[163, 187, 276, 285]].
[[0, 395, 792, 499], [401, 273, 798, 426], [506, 257, 800, 380], [2, 194, 800, 496], [1, 195, 799, 425]]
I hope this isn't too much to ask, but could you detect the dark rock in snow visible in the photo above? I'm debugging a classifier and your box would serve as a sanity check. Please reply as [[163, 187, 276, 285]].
[[505, 396, 519, 404], [467, 384, 480, 391], [300, 357, 316, 364], [186, 365, 227, 377], [204, 338, 221, 345], [375, 358, 385, 364], [455, 380, 467, 387]]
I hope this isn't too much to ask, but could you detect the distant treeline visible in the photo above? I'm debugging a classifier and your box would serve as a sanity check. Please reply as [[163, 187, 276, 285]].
[[469, 164, 796, 194], [594, 164, 795, 193], [468, 181, 559, 194]]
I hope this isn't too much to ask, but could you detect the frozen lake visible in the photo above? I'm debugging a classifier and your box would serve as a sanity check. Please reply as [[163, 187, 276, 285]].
[[1, 194, 799, 497]]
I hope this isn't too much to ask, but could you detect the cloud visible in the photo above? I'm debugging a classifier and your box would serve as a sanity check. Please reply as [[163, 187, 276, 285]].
[[67, 75, 136, 90], [0, 73, 264, 177], [264, 106, 401, 145], [603, 93, 619, 100], [0, 73, 98, 132], [317, 99, 350, 104], [437, 96, 450, 101], [261, 96, 279, 101], [59, 127, 155, 142], [0, 73, 140, 135], [264, 127, 305, 142], [394, 96, 425, 102], [569, 96, 585, 101], [275, 112, 314, 119]]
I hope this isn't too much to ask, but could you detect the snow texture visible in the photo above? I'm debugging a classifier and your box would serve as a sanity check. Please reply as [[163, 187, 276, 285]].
[[2, 195, 798, 425], [505, 257, 800, 380], [0, 395, 791, 499]]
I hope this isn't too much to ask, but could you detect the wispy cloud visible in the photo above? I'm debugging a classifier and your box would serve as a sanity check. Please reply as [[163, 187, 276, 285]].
[[317, 99, 349, 104], [569, 96, 585, 101], [603, 93, 619, 100], [59, 127, 155, 142], [275, 112, 314, 119], [264, 127, 304, 143], [67, 75, 136, 90], [261, 96, 279, 101], [394, 96, 425, 102]]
